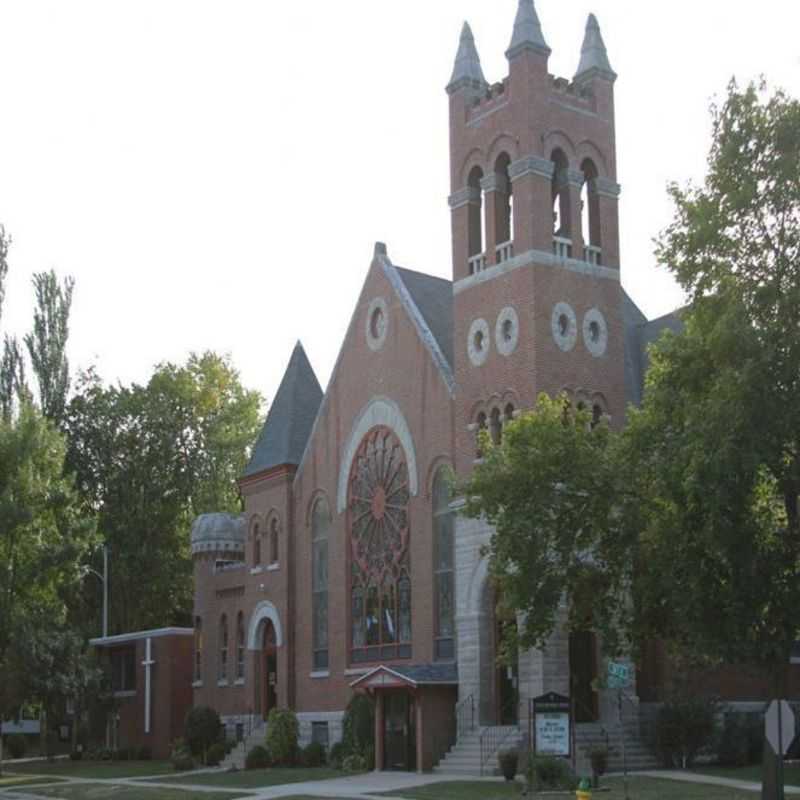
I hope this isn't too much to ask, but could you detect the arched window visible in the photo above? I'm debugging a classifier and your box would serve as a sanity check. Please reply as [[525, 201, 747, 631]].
[[194, 617, 202, 683], [581, 158, 601, 264], [349, 427, 411, 663], [311, 497, 330, 671], [476, 411, 488, 459], [236, 612, 245, 681], [218, 615, 228, 682], [493, 153, 513, 262], [253, 524, 261, 567], [467, 166, 485, 275], [270, 518, 279, 565], [551, 149, 572, 258], [433, 469, 455, 661], [490, 407, 502, 446], [504, 403, 516, 422]]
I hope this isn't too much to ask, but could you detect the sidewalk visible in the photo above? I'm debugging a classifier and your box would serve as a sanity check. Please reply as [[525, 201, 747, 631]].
[[639, 769, 800, 795]]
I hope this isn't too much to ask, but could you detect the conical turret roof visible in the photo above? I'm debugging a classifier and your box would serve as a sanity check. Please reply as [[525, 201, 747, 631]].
[[446, 22, 488, 95], [506, 0, 550, 59], [242, 341, 322, 477], [575, 13, 616, 81]]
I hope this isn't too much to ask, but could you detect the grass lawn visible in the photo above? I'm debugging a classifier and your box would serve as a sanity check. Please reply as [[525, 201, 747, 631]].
[[15, 784, 252, 800], [5, 760, 175, 779], [147, 766, 344, 789], [0, 773, 65, 788], [694, 763, 800, 786], [379, 775, 763, 799]]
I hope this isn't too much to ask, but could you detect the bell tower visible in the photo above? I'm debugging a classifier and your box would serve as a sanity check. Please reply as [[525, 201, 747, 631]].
[[447, 1, 625, 477]]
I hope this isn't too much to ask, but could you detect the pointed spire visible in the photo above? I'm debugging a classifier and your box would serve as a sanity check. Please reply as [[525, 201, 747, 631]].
[[506, 0, 551, 60], [574, 13, 616, 82], [446, 22, 488, 95], [242, 341, 322, 477]]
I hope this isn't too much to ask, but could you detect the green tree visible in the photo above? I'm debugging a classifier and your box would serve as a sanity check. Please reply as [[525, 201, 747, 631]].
[[462, 394, 632, 657], [0, 405, 96, 769], [627, 80, 800, 684], [65, 352, 262, 633], [25, 270, 75, 425]]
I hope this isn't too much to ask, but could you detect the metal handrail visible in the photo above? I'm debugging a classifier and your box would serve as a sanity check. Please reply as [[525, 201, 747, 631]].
[[480, 724, 519, 776], [455, 694, 475, 740]]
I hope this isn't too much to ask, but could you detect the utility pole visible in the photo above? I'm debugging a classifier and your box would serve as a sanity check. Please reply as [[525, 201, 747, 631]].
[[86, 544, 110, 638]]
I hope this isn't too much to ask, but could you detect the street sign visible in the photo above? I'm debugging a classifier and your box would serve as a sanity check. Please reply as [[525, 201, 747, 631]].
[[765, 700, 795, 756], [607, 661, 633, 689]]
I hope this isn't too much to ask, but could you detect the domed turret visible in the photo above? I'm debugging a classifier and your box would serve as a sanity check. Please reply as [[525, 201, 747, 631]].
[[190, 512, 246, 557]]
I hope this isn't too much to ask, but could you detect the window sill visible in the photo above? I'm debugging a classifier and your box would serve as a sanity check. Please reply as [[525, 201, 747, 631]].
[[310, 670, 330, 679], [217, 679, 230, 688], [267, 563, 280, 572], [234, 678, 245, 686], [113, 690, 136, 698], [192, 680, 203, 689], [250, 566, 264, 575]]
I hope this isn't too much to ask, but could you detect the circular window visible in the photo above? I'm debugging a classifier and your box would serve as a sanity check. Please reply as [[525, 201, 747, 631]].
[[365, 297, 389, 351], [467, 318, 490, 366], [551, 302, 577, 352], [495, 306, 519, 357], [582, 308, 608, 357]]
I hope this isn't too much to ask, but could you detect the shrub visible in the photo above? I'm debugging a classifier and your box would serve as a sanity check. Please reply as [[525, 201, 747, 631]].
[[342, 694, 374, 756], [716, 715, 749, 767], [265, 708, 299, 766], [498, 749, 518, 780], [303, 741, 326, 767], [655, 693, 717, 768], [245, 744, 271, 770], [184, 706, 222, 764], [328, 740, 346, 770], [6, 735, 26, 759], [527, 755, 576, 791], [342, 753, 367, 773], [69, 749, 83, 761], [588, 744, 609, 779], [170, 740, 194, 772], [206, 742, 226, 767], [99, 747, 113, 761], [716, 712, 763, 766], [137, 745, 152, 761]]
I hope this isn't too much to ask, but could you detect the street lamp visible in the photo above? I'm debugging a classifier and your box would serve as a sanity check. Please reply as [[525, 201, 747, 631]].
[[85, 544, 109, 638]]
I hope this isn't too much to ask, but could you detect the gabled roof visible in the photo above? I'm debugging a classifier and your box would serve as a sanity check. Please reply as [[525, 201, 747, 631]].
[[394, 267, 454, 372], [242, 341, 322, 478], [623, 290, 684, 407], [349, 662, 458, 690]]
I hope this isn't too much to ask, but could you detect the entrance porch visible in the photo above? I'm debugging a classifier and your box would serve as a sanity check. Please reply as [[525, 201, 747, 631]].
[[350, 664, 458, 772]]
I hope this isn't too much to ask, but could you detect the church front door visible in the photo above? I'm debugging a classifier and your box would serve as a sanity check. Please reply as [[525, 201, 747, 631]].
[[261, 620, 277, 721]]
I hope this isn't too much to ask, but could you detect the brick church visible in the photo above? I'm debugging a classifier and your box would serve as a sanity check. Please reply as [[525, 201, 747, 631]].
[[190, 0, 677, 772]]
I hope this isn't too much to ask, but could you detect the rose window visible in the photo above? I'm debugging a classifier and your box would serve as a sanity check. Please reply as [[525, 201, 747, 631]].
[[348, 426, 412, 662]]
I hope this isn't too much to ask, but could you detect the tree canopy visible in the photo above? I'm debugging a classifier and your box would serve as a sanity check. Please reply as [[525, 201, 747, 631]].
[[65, 352, 262, 634]]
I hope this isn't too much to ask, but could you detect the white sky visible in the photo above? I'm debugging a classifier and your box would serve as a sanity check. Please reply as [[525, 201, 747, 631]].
[[0, 1, 798, 404]]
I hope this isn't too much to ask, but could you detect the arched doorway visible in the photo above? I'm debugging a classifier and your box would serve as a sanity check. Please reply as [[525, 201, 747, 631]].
[[259, 620, 278, 721]]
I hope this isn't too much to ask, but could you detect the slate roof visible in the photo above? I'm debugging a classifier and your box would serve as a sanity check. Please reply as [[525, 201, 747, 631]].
[[622, 290, 684, 407], [394, 266, 454, 371], [242, 341, 323, 478]]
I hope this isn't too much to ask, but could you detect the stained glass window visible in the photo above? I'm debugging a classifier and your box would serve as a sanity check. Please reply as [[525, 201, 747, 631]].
[[433, 468, 455, 661], [312, 498, 330, 670], [348, 427, 411, 663]]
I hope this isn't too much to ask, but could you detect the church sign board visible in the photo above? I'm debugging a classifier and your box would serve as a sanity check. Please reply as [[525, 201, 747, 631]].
[[532, 692, 571, 757]]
